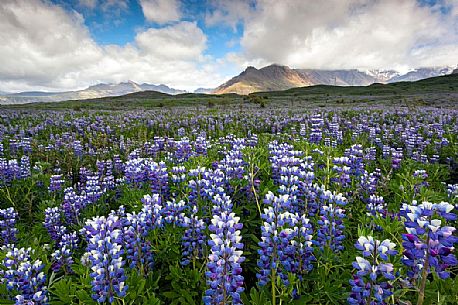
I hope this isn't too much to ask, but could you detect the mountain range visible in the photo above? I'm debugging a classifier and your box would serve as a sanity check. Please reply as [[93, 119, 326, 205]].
[[213, 64, 456, 94], [0, 65, 456, 104], [0, 81, 186, 104]]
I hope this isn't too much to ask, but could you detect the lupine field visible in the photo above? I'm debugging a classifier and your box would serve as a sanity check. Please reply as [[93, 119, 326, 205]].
[[0, 106, 457, 305]]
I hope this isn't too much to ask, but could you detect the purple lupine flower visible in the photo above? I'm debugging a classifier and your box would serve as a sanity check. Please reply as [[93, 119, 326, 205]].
[[61, 187, 88, 226], [140, 194, 163, 230], [309, 114, 323, 144], [43, 207, 66, 243], [123, 211, 154, 274], [194, 136, 208, 156], [73, 140, 83, 157], [19, 156, 30, 179], [162, 198, 186, 226], [82, 215, 128, 303], [0, 207, 18, 245], [447, 183, 458, 208], [401, 202, 457, 282], [359, 169, 381, 198], [171, 166, 187, 183], [51, 231, 78, 273], [257, 192, 314, 287], [84, 175, 103, 204], [204, 211, 245, 305], [348, 236, 397, 305], [412, 170, 429, 195], [3, 247, 48, 304], [391, 148, 403, 169], [366, 195, 386, 218], [49, 174, 65, 193], [292, 214, 315, 277], [181, 207, 207, 266], [147, 161, 169, 198], [332, 157, 352, 188], [317, 204, 345, 252], [173, 137, 193, 162]]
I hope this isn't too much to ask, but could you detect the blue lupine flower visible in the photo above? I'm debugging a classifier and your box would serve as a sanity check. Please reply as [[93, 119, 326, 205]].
[[348, 236, 397, 305], [140, 194, 163, 230], [366, 195, 386, 218], [82, 215, 128, 303], [61, 187, 88, 225], [0, 207, 18, 246], [309, 114, 324, 144], [147, 161, 169, 199], [317, 204, 346, 252], [257, 192, 314, 288], [181, 207, 207, 266], [19, 156, 31, 179], [49, 174, 65, 193], [123, 211, 154, 274], [204, 211, 245, 305], [43, 207, 66, 243], [51, 231, 78, 273], [401, 201, 457, 282], [3, 247, 48, 304]]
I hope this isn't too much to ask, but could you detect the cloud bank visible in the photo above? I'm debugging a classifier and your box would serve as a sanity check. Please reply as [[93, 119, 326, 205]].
[[231, 0, 458, 71], [0, 0, 457, 92]]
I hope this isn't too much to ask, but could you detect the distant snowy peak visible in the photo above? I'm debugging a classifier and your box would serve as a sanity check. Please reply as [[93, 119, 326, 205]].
[[214, 64, 457, 94], [365, 70, 400, 82], [387, 67, 455, 83]]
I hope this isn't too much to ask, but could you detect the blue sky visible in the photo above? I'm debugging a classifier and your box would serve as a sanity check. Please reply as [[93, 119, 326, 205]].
[[51, 0, 244, 71], [0, 0, 456, 92]]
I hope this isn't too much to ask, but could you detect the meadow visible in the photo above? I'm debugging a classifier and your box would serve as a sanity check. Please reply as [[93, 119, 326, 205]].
[[0, 104, 456, 305]]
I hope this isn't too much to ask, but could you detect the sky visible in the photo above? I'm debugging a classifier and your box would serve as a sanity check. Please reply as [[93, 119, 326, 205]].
[[0, 0, 457, 92]]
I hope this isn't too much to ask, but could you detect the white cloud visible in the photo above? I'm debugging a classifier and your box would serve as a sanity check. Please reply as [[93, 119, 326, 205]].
[[0, 0, 227, 92], [139, 0, 181, 24], [0, 0, 102, 88], [136, 21, 206, 60], [233, 0, 458, 70], [205, 0, 254, 31]]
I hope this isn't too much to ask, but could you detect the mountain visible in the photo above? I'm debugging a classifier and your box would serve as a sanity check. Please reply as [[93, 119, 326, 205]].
[[387, 67, 454, 83], [214, 64, 313, 95], [9, 73, 457, 110], [139, 83, 186, 94], [365, 70, 400, 82], [452, 68, 458, 74], [193, 88, 214, 94], [6, 91, 62, 97], [295, 69, 378, 86], [0, 81, 186, 104], [213, 64, 455, 95]]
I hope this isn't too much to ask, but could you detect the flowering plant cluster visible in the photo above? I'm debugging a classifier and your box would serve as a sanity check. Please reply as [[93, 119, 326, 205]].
[[348, 236, 397, 305]]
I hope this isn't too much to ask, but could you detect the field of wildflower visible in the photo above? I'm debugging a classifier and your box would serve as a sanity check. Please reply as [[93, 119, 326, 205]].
[[0, 106, 456, 305]]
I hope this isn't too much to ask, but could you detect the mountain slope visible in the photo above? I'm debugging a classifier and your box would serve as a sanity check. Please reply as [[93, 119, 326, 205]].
[[295, 69, 378, 86], [254, 72, 458, 97], [213, 64, 455, 95], [214, 65, 313, 94]]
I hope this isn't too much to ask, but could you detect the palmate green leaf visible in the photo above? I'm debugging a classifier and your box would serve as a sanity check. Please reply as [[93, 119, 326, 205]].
[[75, 289, 96, 305], [241, 287, 271, 305], [0, 298, 14, 305], [49, 278, 77, 304]]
